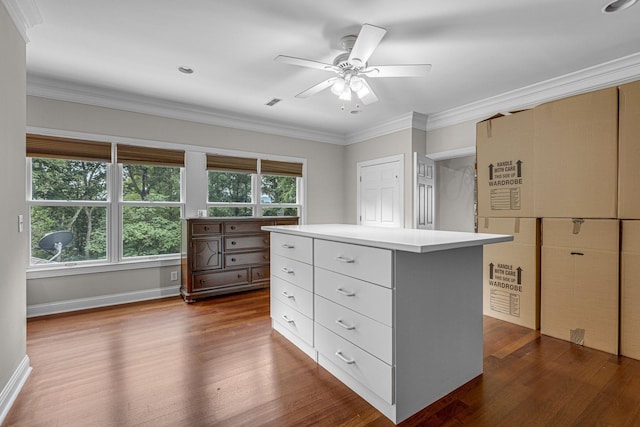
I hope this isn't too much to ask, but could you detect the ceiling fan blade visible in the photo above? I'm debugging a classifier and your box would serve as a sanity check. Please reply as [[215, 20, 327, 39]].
[[365, 64, 432, 78], [274, 55, 338, 72], [348, 24, 387, 67], [357, 79, 378, 105], [295, 78, 337, 98]]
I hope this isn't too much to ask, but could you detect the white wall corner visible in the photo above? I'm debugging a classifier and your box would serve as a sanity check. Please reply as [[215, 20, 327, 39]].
[[1, 0, 42, 42], [0, 355, 31, 425], [426, 51, 640, 132], [345, 112, 425, 145]]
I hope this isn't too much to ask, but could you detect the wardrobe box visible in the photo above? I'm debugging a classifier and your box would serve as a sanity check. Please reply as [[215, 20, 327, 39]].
[[621, 220, 640, 360], [618, 80, 640, 219], [478, 217, 540, 329], [540, 218, 619, 354]]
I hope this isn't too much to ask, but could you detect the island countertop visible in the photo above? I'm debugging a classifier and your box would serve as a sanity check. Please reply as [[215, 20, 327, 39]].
[[262, 224, 512, 253]]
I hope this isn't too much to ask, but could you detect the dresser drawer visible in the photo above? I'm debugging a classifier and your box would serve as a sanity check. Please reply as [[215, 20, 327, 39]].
[[315, 324, 393, 404], [315, 267, 392, 327], [270, 232, 313, 264], [191, 221, 222, 236], [225, 234, 270, 251], [271, 275, 313, 317], [314, 239, 393, 288], [191, 238, 222, 271], [315, 295, 392, 364], [270, 254, 313, 292], [251, 265, 269, 282], [193, 269, 248, 290], [271, 298, 313, 346], [225, 250, 269, 267], [225, 221, 270, 234]]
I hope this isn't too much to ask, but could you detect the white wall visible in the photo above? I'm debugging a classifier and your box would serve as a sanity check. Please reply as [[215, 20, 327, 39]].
[[26, 96, 346, 309], [0, 2, 28, 421], [426, 120, 476, 157]]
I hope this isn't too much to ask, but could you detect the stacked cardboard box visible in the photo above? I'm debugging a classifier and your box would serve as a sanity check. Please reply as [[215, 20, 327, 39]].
[[621, 221, 640, 360], [478, 217, 540, 329], [476, 86, 622, 355]]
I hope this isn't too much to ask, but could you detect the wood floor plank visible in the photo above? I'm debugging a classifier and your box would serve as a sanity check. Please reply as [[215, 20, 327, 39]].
[[4, 289, 640, 427]]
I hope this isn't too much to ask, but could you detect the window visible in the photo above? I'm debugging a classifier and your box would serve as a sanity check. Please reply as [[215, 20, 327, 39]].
[[207, 154, 257, 217], [260, 160, 302, 217], [27, 134, 111, 265], [117, 144, 184, 259]]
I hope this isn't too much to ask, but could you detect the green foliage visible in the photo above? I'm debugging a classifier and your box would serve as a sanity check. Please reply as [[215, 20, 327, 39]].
[[208, 171, 252, 202], [122, 206, 181, 257], [262, 207, 298, 217], [208, 207, 253, 217], [261, 175, 297, 204], [122, 164, 181, 201], [32, 158, 107, 201]]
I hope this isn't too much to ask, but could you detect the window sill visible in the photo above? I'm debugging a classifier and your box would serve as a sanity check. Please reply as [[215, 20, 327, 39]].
[[26, 256, 181, 279]]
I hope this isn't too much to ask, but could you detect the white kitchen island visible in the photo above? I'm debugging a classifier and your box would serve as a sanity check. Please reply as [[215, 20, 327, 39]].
[[262, 224, 512, 424]]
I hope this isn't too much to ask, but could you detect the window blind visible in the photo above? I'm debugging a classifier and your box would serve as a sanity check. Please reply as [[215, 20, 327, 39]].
[[26, 133, 112, 162], [261, 160, 303, 177], [117, 144, 185, 167], [206, 154, 258, 174]]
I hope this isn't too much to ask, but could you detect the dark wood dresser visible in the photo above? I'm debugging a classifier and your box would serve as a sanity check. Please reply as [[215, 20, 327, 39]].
[[180, 217, 298, 302]]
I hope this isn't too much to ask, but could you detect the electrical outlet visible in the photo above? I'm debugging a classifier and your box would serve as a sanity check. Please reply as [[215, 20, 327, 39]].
[[170, 271, 178, 281]]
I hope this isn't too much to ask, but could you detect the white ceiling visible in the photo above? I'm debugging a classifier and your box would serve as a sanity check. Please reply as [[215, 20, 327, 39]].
[[18, 0, 640, 143]]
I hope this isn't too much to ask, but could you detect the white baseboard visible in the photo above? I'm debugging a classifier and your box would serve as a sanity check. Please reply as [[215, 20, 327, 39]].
[[0, 355, 32, 425], [27, 285, 181, 318]]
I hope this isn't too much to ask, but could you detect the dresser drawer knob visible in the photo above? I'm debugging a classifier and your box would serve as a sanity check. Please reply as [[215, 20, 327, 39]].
[[231, 241, 237, 245], [335, 351, 356, 365], [282, 244, 295, 249], [231, 257, 237, 262], [335, 256, 355, 264], [256, 271, 262, 277], [282, 314, 295, 324], [237, 273, 243, 278], [336, 288, 356, 297], [230, 225, 236, 230], [263, 239, 269, 244], [199, 279, 206, 285], [335, 319, 356, 330], [281, 291, 294, 299], [280, 267, 294, 274]]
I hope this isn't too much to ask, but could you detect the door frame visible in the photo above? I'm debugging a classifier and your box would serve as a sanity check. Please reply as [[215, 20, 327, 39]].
[[356, 154, 405, 227]]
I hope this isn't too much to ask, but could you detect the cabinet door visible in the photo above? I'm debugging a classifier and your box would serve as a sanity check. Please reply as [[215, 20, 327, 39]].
[[192, 238, 222, 271]]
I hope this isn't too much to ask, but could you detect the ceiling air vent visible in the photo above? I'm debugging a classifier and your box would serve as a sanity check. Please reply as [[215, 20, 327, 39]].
[[265, 98, 282, 106]]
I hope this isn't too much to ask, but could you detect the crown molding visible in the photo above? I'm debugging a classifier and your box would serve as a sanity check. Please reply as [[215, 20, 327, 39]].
[[426, 51, 640, 131], [27, 75, 347, 145], [344, 112, 427, 145], [1, 0, 41, 42]]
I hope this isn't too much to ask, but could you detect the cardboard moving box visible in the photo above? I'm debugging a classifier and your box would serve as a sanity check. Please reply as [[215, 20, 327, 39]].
[[476, 110, 535, 218], [618, 81, 640, 219], [621, 220, 640, 360], [479, 217, 540, 329], [540, 218, 619, 354], [534, 88, 618, 218]]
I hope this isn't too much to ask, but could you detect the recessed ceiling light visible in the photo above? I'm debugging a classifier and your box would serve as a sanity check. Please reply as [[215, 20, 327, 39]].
[[603, 0, 637, 13], [178, 66, 194, 74]]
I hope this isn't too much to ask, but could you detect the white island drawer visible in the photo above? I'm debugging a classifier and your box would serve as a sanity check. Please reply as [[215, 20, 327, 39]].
[[314, 239, 392, 288], [270, 232, 313, 264], [315, 323, 393, 404], [271, 298, 313, 346], [272, 275, 313, 317], [315, 295, 392, 364], [271, 254, 313, 292], [315, 267, 393, 327]]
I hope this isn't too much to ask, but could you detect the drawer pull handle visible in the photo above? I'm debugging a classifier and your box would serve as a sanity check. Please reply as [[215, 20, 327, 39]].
[[199, 279, 206, 285], [281, 291, 295, 299], [282, 244, 295, 249], [335, 319, 356, 330], [281, 267, 295, 274], [335, 256, 355, 264], [230, 226, 236, 230], [336, 288, 355, 297], [282, 314, 295, 324], [231, 241, 237, 245], [204, 226, 210, 231], [231, 258, 237, 262], [335, 351, 356, 365], [263, 239, 269, 244]]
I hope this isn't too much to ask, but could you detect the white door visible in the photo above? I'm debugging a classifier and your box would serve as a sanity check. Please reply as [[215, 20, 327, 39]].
[[413, 153, 435, 230], [357, 155, 404, 228]]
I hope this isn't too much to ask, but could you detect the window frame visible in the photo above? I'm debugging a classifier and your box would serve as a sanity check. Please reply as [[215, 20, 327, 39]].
[[206, 169, 258, 217], [26, 128, 307, 278]]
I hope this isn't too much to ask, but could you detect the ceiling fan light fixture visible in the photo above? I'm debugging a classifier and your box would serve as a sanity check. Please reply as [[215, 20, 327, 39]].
[[331, 77, 346, 96], [603, 0, 637, 12], [355, 83, 370, 100], [339, 86, 352, 101], [350, 76, 364, 92]]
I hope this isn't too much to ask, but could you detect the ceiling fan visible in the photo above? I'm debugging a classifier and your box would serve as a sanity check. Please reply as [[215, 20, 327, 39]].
[[275, 24, 432, 106]]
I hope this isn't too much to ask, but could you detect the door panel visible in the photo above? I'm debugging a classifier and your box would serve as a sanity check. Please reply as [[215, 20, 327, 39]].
[[358, 158, 403, 228], [414, 153, 435, 230]]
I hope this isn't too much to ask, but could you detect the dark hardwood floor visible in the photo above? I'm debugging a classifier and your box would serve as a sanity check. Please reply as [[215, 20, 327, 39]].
[[4, 289, 640, 426]]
